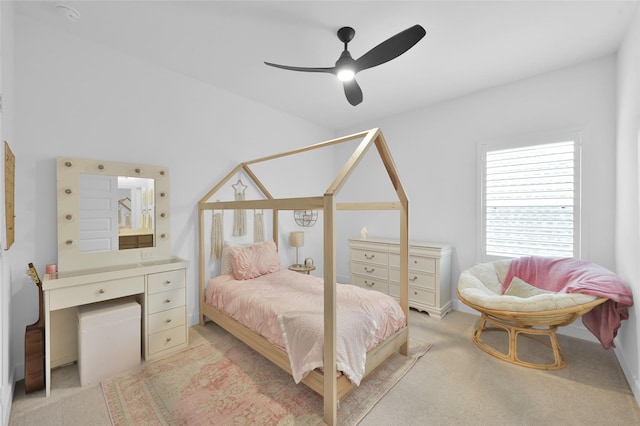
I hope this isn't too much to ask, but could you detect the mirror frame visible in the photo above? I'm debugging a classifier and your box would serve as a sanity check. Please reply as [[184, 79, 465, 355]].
[[56, 156, 171, 272]]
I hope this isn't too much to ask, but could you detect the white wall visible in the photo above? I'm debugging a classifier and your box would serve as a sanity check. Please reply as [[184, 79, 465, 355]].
[[336, 56, 618, 343], [1, 1, 15, 424], [10, 14, 334, 382], [615, 5, 640, 406]]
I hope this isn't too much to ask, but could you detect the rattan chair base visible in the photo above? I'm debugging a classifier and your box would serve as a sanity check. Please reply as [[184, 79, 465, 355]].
[[473, 313, 567, 370]]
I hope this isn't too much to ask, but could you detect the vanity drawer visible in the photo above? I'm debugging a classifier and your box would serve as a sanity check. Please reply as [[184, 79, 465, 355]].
[[351, 275, 389, 294], [148, 306, 186, 335], [148, 326, 187, 355], [351, 263, 388, 280], [49, 276, 144, 310], [147, 269, 186, 294], [389, 269, 436, 290], [148, 288, 186, 314]]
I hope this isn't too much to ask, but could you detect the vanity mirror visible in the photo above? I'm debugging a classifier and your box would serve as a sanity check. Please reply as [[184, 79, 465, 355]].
[[56, 157, 171, 272]]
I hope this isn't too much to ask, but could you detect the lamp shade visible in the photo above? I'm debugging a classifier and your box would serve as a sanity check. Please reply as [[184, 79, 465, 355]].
[[289, 231, 304, 248]]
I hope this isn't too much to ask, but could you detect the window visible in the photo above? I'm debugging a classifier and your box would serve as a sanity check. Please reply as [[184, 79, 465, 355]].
[[480, 131, 581, 260]]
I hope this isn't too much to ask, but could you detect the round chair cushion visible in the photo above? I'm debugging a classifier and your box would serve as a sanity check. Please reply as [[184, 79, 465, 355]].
[[458, 260, 597, 312]]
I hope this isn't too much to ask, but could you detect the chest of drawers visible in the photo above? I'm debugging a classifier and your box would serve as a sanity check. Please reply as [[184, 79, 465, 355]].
[[349, 238, 452, 318]]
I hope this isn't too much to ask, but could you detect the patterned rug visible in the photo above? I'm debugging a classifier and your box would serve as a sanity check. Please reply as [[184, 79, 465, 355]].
[[102, 331, 431, 425]]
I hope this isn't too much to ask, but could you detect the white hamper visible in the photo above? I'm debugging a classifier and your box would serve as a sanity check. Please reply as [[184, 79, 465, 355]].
[[77, 300, 141, 386]]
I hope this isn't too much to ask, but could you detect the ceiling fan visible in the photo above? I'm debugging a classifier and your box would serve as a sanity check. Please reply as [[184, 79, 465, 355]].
[[264, 24, 426, 106]]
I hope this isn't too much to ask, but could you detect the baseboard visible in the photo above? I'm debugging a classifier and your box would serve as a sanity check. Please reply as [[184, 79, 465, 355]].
[[2, 366, 15, 426], [614, 344, 640, 408]]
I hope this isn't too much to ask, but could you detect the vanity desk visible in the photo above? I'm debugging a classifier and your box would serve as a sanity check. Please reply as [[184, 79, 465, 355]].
[[42, 258, 188, 396], [43, 156, 187, 396]]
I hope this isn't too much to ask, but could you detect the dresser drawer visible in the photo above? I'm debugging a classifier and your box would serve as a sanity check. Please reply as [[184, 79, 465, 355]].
[[147, 269, 186, 294], [148, 306, 186, 334], [389, 269, 436, 290], [49, 276, 144, 310], [148, 288, 186, 314], [389, 253, 437, 273], [351, 263, 388, 280], [390, 283, 436, 307], [148, 326, 187, 355], [350, 248, 388, 266], [351, 275, 389, 294]]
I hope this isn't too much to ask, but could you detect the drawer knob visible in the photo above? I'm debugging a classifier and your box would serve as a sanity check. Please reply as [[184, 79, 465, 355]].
[[166, 337, 172, 343], [364, 253, 375, 260], [165, 299, 171, 304], [414, 260, 418, 264], [414, 291, 418, 295], [99, 289, 105, 294], [166, 318, 172, 323], [164, 280, 172, 285], [364, 267, 375, 273], [410, 276, 418, 282]]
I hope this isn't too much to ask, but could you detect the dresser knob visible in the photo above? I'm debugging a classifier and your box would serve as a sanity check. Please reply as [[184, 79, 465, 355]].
[[166, 337, 172, 343], [165, 299, 171, 304], [164, 280, 172, 285], [410, 276, 418, 282], [99, 289, 105, 294], [414, 291, 418, 295], [166, 318, 172, 323]]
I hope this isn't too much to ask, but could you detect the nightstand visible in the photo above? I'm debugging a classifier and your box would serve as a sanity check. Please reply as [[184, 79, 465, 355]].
[[288, 264, 316, 275]]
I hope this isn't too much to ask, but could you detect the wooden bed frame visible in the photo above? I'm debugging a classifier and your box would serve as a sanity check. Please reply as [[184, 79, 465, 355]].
[[198, 128, 410, 425]]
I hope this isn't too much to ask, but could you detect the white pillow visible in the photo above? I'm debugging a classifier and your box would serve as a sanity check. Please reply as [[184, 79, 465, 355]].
[[504, 277, 556, 298]]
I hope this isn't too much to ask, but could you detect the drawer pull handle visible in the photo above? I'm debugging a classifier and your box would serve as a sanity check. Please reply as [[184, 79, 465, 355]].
[[364, 267, 375, 273], [165, 299, 171, 304], [164, 280, 172, 285], [365, 280, 374, 287], [99, 289, 105, 294], [166, 337, 172, 343], [414, 291, 418, 295], [364, 254, 375, 260], [414, 260, 418, 264], [410, 276, 418, 282], [166, 318, 172, 323]]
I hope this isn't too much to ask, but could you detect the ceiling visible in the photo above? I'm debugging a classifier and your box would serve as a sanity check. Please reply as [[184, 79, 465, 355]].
[[14, 0, 639, 130]]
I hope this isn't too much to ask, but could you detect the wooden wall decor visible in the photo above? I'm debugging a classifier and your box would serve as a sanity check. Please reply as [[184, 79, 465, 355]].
[[4, 141, 15, 250]]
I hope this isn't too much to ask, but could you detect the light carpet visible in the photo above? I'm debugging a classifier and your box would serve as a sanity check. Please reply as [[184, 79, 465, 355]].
[[102, 333, 431, 425]]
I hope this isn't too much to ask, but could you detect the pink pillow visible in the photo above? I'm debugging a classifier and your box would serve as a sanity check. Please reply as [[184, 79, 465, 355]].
[[229, 240, 281, 280]]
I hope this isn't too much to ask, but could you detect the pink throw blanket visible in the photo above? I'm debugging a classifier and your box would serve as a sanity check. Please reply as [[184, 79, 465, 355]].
[[503, 256, 633, 349]]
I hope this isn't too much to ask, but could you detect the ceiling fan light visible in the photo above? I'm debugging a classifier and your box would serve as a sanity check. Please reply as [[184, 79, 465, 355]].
[[337, 69, 355, 82]]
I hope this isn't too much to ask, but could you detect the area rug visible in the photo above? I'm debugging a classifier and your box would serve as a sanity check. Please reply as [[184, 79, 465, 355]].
[[102, 332, 431, 425]]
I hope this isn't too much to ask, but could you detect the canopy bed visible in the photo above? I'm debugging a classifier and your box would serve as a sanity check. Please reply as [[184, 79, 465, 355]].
[[198, 128, 410, 426]]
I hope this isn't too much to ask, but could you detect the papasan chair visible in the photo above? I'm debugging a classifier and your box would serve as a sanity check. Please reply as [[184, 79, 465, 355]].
[[457, 256, 632, 370]]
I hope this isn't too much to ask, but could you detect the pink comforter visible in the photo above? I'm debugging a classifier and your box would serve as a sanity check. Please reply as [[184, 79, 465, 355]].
[[205, 268, 406, 383], [503, 256, 633, 349]]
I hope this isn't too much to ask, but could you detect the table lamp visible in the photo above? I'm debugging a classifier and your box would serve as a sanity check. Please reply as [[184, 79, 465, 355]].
[[290, 231, 304, 266]]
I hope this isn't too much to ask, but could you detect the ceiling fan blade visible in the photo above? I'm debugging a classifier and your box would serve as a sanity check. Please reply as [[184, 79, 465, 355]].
[[264, 62, 335, 74], [343, 78, 363, 106], [354, 24, 426, 72]]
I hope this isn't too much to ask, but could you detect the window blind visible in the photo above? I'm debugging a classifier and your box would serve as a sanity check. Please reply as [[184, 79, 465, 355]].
[[484, 140, 576, 258]]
